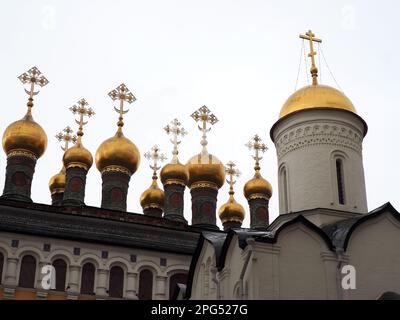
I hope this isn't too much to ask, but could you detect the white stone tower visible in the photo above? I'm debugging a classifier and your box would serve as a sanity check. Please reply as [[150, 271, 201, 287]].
[[270, 31, 368, 215]]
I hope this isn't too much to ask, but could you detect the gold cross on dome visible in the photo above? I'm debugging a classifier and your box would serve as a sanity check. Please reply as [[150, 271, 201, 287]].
[[246, 134, 268, 170], [55, 126, 77, 151], [69, 98, 95, 144], [18, 66, 49, 98], [108, 83, 136, 130], [225, 161, 241, 195], [18, 66, 49, 114], [300, 30, 322, 85], [144, 145, 167, 174], [191, 106, 218, 152], [164, 118, 187, 163]]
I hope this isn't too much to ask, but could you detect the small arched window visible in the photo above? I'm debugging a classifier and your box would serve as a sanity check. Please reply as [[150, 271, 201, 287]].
[[336, 159, 345, 205], [109, 266, 124, 298], [0, 252, 4, 285], [52, 259, 67, 292], [138, 269, 153, 300], [18, 255, 36, 288], [169, 273, 188, 300], [80, 262, 95, 295]]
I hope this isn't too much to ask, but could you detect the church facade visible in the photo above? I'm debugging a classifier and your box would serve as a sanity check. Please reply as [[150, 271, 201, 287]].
[[0, 31, 399, 301], [185, 31, 400, 300]]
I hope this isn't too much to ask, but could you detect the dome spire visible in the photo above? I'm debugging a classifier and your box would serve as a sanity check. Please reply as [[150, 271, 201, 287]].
[[141, 145, 166, 217], [164, 118, 187, 163], [18, 66, 49, 117], [191, 106, 218, 155], [108, 83, 136, 135], [62, 99, 94, 206], [1, 66, 48, 202], [95, 83, 140, 211], [244, 135, 272, 230], [69, 99, 95, 146], [161, 118, 189, 223], [55, 126, 77, 151], [245, 134, 267, 177], [49, 126, 77, 205], [300, 30, 322, 86], [226, 161, 241, 198], [219, 161, 245, 230], [144, 145, 167, 182]]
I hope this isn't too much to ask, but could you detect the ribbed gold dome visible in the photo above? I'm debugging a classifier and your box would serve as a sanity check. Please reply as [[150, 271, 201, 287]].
[[63, 144, 93, 170], [3, 113, 47, 159], [49, 167, 66, 195], [186, 152, 225, 189], [244, 172, 273, 200], [95, 131, 140, 175], [218, 196, 245, 224], [279, 84, 356, 119], [140, 178, 164, 210], [160, 162, 188, 186]]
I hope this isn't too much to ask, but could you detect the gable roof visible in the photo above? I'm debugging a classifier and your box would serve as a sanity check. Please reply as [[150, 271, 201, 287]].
[[322, 202, 400, 250]]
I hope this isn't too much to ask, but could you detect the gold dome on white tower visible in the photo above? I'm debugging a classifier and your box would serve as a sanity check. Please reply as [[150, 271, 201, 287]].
[[279, 30, 357, 120]]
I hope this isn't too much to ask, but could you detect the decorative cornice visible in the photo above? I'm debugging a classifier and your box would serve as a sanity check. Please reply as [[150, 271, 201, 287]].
[[51, 188, 65, 195], [65, 162, 89, 171], [190, 181, 218, 191], [143, 203, 163, 210], [247, 193, 270, 201], [275, 122, 363, 159], [101, 165, 131, 176], [0, 202, 199, 255], [7, 149, 37, 161], [163, 179, 186, 187]]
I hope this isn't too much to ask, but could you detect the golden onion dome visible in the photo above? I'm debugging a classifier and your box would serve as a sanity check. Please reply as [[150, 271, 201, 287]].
[[244, 172, 273, 200], [186, 152, 225, 189], [279, 84, 356, 119], [140, 177, 164, 210], [63, 143, 93, 171], [49, 167, 66, 195], [160, 161, 188, 186], [218, 196, 245, 224], [95, 131, 140, 176], [2, 113, 47, 159]]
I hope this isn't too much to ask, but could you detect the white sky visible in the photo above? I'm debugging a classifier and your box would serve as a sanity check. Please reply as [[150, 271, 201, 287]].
[[1, 0, 399, 229]]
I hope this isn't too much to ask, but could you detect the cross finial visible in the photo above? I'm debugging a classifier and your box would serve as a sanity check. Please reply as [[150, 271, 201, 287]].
[[300, 30, 322, 85], [245, 134, 268, 173], [55, 126, 77, 151], [191, 106, 218, 154], [225, 161, 241, 196], [69, 98, 95, 144], [18, 66, 49, 116], [108, 83, 136, 133], [164, 118, 187, 163], [144, 145, 167, 179]]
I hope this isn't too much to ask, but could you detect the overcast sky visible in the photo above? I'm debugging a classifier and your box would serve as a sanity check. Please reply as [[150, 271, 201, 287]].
[[1, 0, 399, 228]]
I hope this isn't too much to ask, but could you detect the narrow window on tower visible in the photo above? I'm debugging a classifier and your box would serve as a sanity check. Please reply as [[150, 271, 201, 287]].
[[281, 167, 289, 213], [336, 159, 345, 205]]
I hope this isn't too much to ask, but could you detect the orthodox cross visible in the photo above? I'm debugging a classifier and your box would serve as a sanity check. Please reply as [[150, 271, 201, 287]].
[[191, 106, 218, 153], [55, 126, 77, 151], [69, 98, 95, 144], [164, 118, 187, 163], [18, 66, 49, 114], [300, 30, 322, 85], [225, 161, 241, 196], [246, 134, 268, 172], [108, 83, 136, 132], [144, 145, 167, 177]]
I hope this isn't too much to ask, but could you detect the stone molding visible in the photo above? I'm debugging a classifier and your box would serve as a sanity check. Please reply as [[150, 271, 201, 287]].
[[275, 122, 363, 159]]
